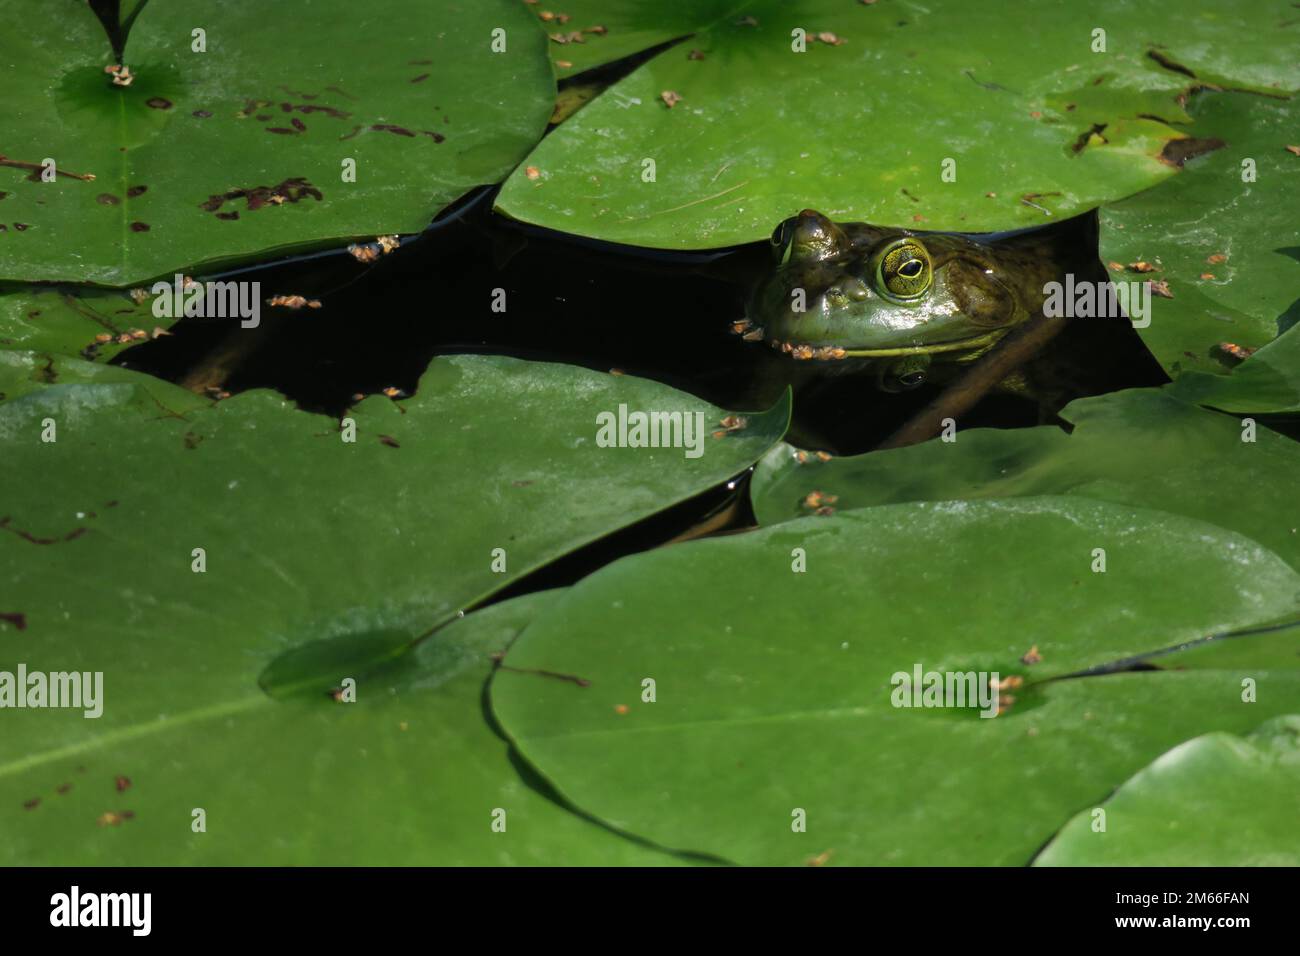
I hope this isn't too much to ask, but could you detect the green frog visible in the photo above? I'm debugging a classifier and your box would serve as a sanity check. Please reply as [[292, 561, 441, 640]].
[[737, 209, 1077, 394]]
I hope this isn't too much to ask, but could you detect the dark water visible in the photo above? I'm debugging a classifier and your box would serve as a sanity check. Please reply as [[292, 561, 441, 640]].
[[113, 189, 1170, 593], [116, 189, 1167, 440]]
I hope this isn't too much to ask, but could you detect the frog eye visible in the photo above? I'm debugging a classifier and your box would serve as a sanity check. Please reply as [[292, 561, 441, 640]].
[[870, 237, 932, 302]]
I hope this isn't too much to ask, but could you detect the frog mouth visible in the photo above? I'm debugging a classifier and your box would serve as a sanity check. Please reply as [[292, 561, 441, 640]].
[[730, 319, 1008, 361], [835, 329, 1009, 358]]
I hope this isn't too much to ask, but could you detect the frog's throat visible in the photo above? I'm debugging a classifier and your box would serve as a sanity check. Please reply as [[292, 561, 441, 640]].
[[837, 329, 1007, 359]]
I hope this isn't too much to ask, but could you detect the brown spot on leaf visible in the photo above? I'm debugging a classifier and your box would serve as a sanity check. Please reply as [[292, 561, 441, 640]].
[[1071, 123, 1108, 153], [411, 73, 430, 83], [266, 127, 297, 135], [378, 435, 400, 448], [200, 177, 323, 215], [115, 775, 132, 792], [1160, 136, 1225, 167], [127, 185, 147, 197], [192, 109, 212, 118], [1148, 48, 1195, 78], [0, 517, 87, 545], [23, 798, 40, 810], [130, 221, 150, 232], [96, 193, 120, 205], [14, 223, 30, 231], [216, 211, 239, 221], [340, 124, 443, 143], [0, 612, 27, 630], [146, 96, 173, 110], [283, 103, 350, 119], [291, 118, 306, 131], [56, 783, 72, 795]]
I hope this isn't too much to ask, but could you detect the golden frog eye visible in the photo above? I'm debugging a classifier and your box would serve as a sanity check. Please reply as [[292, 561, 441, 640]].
[[870, 237, 932, 302]]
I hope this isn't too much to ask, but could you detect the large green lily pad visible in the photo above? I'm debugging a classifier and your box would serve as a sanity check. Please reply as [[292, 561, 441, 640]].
[[2, 588, 687, 864], [498, 0, 1300, 248], [0, 354, 786, 863], [493, 497, 1300, 865], [1099, 92, 1300, 379], [1035, 716, 1300, 866], [0, 0, 553, 285], [751, 388, 1300, 572], [0, 348, 208, 409], [0, 284, 171, 362]]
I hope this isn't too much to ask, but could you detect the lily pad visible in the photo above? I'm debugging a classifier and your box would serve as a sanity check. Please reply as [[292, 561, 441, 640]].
[[0, 0, 554, 285], [0, 355, 786, 863], [1168, 322, 1300, 414], [0, 348, 207, 410], [492, 497, 1300, 865], [1, 588, 687, 864], [497, 0, 1300, 248], [1035, 716, 1300, 866], [1098, 92, 1300, 379], [750, 388, 1300, 572], [0, 284, 171, 361]]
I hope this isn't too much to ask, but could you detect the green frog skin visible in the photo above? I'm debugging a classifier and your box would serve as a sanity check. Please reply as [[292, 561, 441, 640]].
[[737, 209, 1074, 391]]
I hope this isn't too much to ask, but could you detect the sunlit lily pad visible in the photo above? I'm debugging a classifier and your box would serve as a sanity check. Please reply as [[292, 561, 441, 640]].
[[1035, 716, 1300, 866], [751, 388, 1300, 571], [1168, 322, 1300, 413], [0, 284, 172, 361], [498, 0, 1300, 248], [526, 0, 740, 78], [1, 588, 687, 864], [493, 497, 1300, 865], [0, 355, 786, 863], [0, 348, 207, 410], [0, 0, 553, 285], [1098, 92, 1300, 378]]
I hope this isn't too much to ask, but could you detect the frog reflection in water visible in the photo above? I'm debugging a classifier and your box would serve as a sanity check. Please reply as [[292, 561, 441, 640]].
[[738, 209, 1074, 394]]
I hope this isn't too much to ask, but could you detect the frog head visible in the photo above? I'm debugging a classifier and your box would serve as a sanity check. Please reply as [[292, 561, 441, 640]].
[[740, 210, 1034, 388]]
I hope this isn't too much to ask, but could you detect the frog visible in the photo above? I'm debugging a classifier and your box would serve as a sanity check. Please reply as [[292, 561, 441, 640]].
[[735, 209, 1077, 394]]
